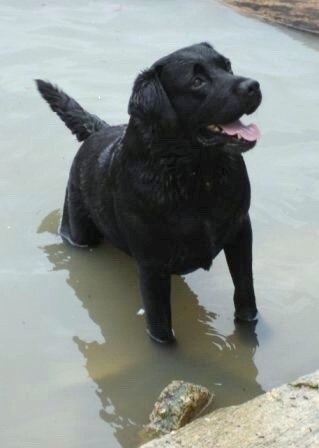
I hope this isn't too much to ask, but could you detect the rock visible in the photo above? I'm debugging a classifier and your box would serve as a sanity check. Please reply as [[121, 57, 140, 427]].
[[141, 370, 319, 448], [143, 380, 213, 438]]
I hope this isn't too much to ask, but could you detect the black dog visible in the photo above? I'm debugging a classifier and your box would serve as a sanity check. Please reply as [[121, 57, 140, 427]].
[[36, 42, 262, 343]]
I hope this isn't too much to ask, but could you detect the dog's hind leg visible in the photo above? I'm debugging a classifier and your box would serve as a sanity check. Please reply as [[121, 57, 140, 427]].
[[138, 267, 175, 344], [60, 186, 102, 248]]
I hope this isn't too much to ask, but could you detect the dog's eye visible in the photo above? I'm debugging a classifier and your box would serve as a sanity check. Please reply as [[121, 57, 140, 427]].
[[192, 77, 205, 88]]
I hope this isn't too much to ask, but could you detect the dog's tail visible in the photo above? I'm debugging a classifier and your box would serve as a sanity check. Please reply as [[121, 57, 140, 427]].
[[35, 79, 109, 142]]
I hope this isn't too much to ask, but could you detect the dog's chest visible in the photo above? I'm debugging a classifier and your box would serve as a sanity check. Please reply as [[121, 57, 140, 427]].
[[166, 216, 213, 274], [166, 165, 250, 274], [166, 200, 244, 275]]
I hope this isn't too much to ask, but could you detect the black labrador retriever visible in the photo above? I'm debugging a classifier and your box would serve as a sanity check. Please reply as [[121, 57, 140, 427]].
[[36, 42, 262, 343]]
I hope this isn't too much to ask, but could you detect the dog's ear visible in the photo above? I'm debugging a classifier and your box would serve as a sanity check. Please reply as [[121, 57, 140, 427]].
[[128, 67, 177, 133]]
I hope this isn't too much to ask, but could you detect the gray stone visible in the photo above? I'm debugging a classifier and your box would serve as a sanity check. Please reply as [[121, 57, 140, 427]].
[[141, 371, 319, 448], [142, 380, 213, 440]]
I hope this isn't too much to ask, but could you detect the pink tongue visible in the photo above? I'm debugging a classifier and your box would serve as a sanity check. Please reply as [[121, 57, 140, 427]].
[[220, 120, 261, 141]]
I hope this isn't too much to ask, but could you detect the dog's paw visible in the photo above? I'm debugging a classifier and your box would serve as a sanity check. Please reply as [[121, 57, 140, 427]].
[[146, 328, 176, 344], [60, 232, 89, 249], [235, 309, 258, 322]]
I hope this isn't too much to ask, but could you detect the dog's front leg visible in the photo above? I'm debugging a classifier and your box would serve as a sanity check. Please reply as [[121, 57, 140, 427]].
[[138, 267, 175, 343], [224, 215, 258, 322]]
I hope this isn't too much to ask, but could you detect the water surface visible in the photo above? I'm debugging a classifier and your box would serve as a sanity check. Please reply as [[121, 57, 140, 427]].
[[1, 1, 319, 447]]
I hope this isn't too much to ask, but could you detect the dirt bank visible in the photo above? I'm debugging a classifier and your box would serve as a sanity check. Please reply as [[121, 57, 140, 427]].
[[224, 0, 319, 34]]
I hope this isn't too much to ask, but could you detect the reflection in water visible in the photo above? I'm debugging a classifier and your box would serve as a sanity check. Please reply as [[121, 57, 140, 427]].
[[38, 210, 263, 448]]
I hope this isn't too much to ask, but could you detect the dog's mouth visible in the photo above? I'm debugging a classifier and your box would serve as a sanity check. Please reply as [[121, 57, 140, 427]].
[[197, 119, 261, 152]]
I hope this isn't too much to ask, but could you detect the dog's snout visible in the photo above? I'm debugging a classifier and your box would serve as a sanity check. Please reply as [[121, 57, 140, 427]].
[[237, 79, 260, 98]]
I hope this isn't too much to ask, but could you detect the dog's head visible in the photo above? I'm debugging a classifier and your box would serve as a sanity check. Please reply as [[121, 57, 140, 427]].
[[128, 42, 262, 153]]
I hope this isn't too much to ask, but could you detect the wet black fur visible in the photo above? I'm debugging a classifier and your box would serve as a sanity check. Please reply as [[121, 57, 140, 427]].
[[36, 42, 262, 343]]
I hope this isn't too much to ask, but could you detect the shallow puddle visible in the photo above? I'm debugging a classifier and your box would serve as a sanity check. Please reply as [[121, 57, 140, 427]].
[[1, 1, 319, 447]]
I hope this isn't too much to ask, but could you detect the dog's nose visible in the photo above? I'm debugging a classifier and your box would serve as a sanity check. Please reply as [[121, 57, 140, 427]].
[[237, 79, 260, 97]]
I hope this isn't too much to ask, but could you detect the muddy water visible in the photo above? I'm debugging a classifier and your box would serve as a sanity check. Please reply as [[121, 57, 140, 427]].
[[1, 1, 319, 447]]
